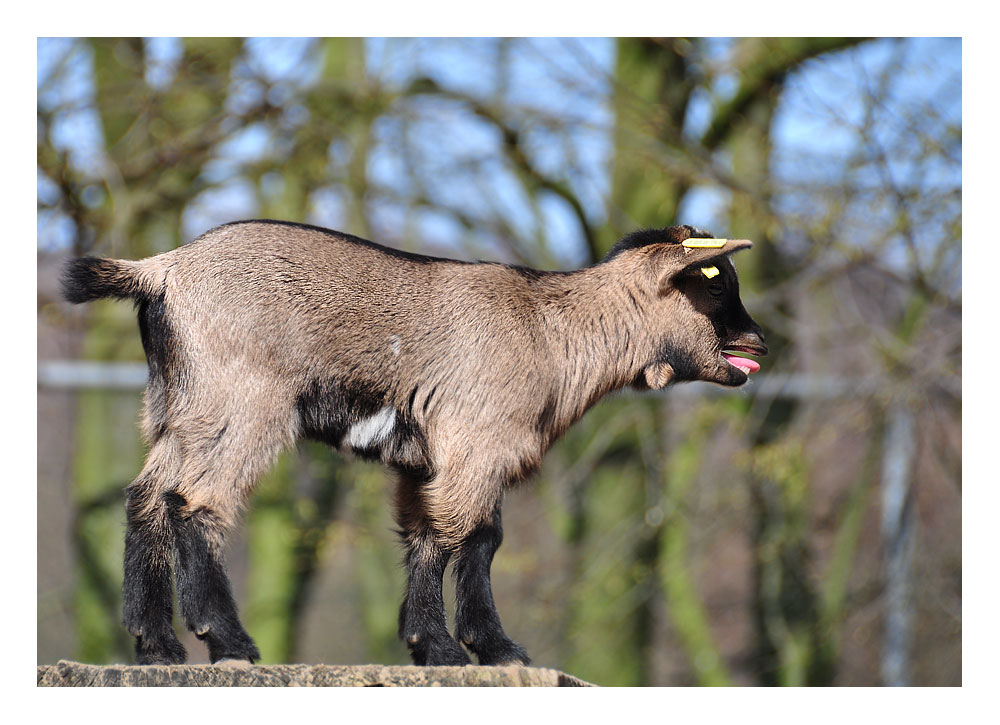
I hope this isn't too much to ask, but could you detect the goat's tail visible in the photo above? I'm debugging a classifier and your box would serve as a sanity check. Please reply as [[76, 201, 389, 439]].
[[62, 257, 153, 304]]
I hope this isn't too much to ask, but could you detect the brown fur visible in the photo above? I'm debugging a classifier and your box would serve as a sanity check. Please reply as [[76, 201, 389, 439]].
[[65, 219, 766, 665], [73, 220, 765, 545]]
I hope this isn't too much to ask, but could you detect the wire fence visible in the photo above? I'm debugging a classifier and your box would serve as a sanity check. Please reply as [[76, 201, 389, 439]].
[[37, 359, 927, 684], [39, 359, 941, 399]]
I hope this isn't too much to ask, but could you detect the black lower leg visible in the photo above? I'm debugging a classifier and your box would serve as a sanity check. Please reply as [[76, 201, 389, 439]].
[[453, 509, 530, 666], [122, 486, 186, 665], [398, 534, 471, 666], [166, 492, 260, 664]]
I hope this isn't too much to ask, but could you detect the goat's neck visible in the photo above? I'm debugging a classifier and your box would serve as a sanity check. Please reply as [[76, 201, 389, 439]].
[[536, 266, 655, 425]]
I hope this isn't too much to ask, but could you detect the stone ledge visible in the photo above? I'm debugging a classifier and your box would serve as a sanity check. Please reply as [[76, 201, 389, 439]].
[[37, 660, 595, 687]]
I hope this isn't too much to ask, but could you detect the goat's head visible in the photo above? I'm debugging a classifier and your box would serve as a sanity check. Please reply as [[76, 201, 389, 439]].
[[606, 225, 768, 390]]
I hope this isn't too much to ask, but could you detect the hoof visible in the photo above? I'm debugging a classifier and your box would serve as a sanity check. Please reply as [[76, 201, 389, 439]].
[[406, 633, 472, 666], [469, 638, 530, 667], [134, 631, 187, 666]]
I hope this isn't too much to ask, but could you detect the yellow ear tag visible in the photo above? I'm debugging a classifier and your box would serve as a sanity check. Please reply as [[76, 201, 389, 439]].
[[682, 238, 727, 248], [701, 266, 720, 279]]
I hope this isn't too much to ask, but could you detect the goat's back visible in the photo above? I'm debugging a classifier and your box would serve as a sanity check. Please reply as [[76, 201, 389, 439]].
[[134, 221, 557, 446]]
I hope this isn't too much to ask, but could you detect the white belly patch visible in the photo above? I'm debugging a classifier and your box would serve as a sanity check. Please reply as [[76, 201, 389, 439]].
[[345, 406, 396, 449]]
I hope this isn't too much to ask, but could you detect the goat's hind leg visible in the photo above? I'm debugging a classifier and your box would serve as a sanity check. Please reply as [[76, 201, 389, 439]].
[[122, 438, 187, 665], [166, 491, 260, 664], [453, 505, 530, 666], [165, 421, 284, 664]]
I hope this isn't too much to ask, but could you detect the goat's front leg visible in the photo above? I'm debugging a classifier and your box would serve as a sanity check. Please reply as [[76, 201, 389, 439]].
[[397, 530, 471, 665], [453, 506, 530, 666], [395, 475, 470, 666]]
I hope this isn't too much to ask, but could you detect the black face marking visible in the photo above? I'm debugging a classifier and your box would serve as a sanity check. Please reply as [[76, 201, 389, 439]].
[[664, 254, 766, 387], [677, 257, 758, 344]]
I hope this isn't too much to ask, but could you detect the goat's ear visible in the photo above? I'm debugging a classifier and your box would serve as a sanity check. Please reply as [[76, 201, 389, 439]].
[[655, 239, 752, 291]]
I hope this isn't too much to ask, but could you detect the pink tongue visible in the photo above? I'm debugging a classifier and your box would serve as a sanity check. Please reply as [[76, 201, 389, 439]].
[[723, 353, 760, 374]]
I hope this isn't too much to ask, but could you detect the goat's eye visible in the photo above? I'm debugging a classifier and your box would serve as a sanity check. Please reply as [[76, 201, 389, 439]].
[[708, 282, 724, 296]]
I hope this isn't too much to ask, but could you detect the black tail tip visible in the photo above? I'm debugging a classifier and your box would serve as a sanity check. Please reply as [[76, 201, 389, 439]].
[[61, 257, 135, 304]]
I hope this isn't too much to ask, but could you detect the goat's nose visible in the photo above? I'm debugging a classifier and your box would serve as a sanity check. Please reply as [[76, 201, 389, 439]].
[[732, 328, 768, 356]]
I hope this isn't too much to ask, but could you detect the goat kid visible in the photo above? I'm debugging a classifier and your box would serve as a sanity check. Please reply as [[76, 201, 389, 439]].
[[62, 220, 766, 667]]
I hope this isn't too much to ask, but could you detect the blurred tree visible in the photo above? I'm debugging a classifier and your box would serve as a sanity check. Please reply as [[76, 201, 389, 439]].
[[38, 37, 961, 684], [50, 37, 250, 662], [598, 37, 868, 686]]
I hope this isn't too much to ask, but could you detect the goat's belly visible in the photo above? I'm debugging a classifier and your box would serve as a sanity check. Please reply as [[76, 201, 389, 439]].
[[295, 376, 432, 471], [345, 410, 430, 470], [342, 406, 397, 451]]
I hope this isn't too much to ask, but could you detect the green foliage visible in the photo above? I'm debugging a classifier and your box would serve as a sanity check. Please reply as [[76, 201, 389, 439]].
[[71, 389, 142, 662], [40, 37, 961, 683], [349, 463, 407, 664], [245, 452, 299, 663], [660, 403, 733, 686], [562, 463, 646, 686]]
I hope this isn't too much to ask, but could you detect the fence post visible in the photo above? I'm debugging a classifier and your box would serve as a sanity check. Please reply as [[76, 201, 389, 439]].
[[879, 401, 916, 686]]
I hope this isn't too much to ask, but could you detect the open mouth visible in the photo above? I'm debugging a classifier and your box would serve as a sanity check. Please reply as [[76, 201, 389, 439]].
[[722, 344, 766, 375]]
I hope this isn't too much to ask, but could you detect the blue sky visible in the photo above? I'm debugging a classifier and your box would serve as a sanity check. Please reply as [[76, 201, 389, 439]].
[[37, 38, 961, 275]]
